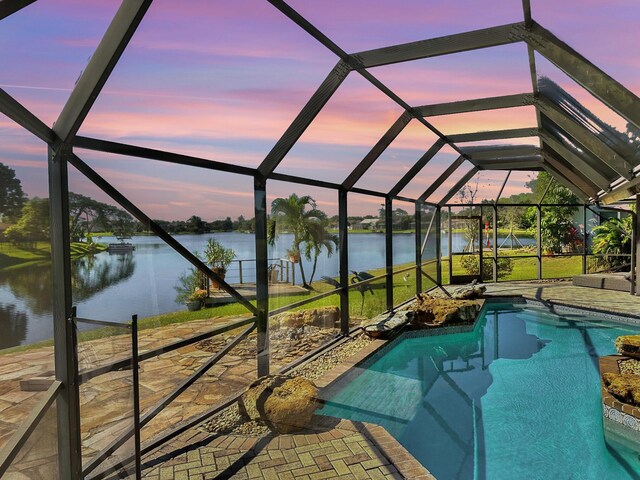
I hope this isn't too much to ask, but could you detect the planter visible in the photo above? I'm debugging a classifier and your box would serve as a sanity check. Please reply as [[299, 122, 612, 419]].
[[288, 253, 300, 264], [210, 267, 226, 290], [186, 300, 202, 311]]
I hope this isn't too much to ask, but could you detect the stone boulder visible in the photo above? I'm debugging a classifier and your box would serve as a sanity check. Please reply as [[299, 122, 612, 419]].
[[449, 282, 486, 300], [615, 335, 640, 359], [363, 310, 413, 339], [238, 374, 318, 433], [603, 372, 640, 406], [410, 293, 482, 327], [273, 307, 340, 329]]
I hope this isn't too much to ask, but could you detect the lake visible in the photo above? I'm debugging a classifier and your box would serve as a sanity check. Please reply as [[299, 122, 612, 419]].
[[0, 231, 534, 348]]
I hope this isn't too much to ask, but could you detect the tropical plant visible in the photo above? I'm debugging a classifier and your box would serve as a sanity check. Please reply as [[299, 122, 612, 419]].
[[303, 217, 339, 284], [203, 238, 236, 274], [174, 268, 207, 303], [591, 216, 632, 271], [267, 194, 327, 289]]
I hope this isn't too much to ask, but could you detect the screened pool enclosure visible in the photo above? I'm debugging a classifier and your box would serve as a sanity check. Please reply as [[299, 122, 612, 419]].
[[1, 0, 640, 478]]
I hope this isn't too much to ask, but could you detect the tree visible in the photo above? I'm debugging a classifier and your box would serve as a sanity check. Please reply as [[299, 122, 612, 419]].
[[0, 163, 26, 222], [186, 215, 205, 234], [526, 172, 581, 253], [303, 217, 339, 285], [4, 197, 50, 243], [68, 193, 135, 241], [267, 194, 326, 289]]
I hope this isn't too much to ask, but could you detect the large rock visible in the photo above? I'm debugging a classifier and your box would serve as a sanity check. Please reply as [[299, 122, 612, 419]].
[[238, 375, 318, 433], [273, 307, 340, 329], [615, 335, 640, 359], [603, 372, 640, 406], [363, 310, 413, 339], [449, 283, 486, 300], [410, 293, 482, 327]]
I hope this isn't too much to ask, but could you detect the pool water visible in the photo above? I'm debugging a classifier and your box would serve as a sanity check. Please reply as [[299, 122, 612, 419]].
[[320, 303, 640, 480]]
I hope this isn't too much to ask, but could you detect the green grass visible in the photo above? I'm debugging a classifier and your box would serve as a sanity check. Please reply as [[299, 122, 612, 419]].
[[0, 241, 108, 270], [0, 252, 583, 356], [0, 241, 50, 269]]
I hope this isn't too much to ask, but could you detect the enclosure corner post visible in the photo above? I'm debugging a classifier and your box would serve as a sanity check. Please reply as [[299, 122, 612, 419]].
[[582, 204, 587, 275], [48, 144, 82, 479], [492, 204, 498, 283], [447, 206, 453, 283], [436, 206, 442, 285], [415, 201, 422, 294], [338, 188, 350, 334], [385, 196, 394, 311], [536, 205, 542, 280], [634, 196, 640, 296], [254, 174, 270, 376]]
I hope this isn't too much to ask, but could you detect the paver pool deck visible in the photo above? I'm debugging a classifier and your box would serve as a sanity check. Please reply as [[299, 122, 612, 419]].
[[3, 280, 640, 478]]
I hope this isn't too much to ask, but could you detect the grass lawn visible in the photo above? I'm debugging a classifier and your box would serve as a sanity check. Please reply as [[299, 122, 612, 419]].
[[0, 252, 581, 355]]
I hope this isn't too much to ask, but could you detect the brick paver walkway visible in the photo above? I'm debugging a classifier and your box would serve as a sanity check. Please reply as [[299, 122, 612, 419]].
[[141, 416, 433, 480]]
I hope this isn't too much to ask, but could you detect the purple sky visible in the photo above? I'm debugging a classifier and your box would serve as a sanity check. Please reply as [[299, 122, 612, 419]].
[[1, 0, 639, 219]]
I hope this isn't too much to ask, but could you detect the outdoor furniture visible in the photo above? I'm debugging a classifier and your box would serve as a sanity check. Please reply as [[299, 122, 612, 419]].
[[572, 273, 631, 292]]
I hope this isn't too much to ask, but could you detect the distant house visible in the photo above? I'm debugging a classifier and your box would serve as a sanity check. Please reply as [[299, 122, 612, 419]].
[[356, 218, 381, 231]]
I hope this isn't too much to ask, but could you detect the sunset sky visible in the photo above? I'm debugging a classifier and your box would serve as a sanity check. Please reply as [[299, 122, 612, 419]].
[[1, 0, 638, 219]]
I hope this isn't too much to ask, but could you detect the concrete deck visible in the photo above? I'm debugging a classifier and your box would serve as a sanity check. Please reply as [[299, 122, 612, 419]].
[[481, 280, 640, 317]]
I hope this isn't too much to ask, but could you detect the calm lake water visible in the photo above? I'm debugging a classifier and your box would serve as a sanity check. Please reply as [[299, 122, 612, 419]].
[[0, 231, 534, 348]]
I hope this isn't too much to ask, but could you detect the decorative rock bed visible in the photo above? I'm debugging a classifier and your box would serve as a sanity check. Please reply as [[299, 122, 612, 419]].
[[362, 285, 485, 339], [600, 335, 640, 447]]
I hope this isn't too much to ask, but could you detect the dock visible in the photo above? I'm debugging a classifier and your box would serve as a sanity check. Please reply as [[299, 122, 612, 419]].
[[204, 282, 310, 305]]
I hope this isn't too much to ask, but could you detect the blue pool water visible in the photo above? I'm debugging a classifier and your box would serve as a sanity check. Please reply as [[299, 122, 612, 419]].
[[320, 303, 640, 480]]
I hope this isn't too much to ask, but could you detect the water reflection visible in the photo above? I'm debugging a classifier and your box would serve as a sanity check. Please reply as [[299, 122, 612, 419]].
[[72, 252, 135, 302], [0, 304, 28, 349], [0, 252, 135, 347], [320, 305, 547, 480]]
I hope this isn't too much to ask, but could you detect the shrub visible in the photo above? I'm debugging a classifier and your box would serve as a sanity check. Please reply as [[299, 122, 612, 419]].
[[460, 255, 514, 281]]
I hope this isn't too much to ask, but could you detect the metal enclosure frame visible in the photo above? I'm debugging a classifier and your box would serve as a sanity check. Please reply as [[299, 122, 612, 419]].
[[2, 1, 640, 477]]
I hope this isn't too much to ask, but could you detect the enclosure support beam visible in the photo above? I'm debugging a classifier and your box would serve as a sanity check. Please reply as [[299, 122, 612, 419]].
[[353, 22, 524, 68], [254, 176, 270, 376], [343, 111, 412, 190], [0, 0, 37, 20], [48, 145, 82, 479], [448, 206, 453, 283], [493, 204, 498, 283], [540, 134, 611, 192], [536, 205, 542, 279], [53, 0, 152, 143], [338, 189, 350, 335], [0, 89, 54, 143], [69, 154, 258, 315], [449, 128, 538, 144], [414, 93, 535, 117], [436, 207, 442, 285], [438, 168, 479, 206], [582, 205, 588, 275], [415, 202, 422, 294], [385, 196, 394, 311], [258, 61, 350, 177], [634, 197, 640, 296], [389, 139, 446, 197], [528, 21, 640, 129], [537, 97, 634, 179], [419, 156, 465, 202]]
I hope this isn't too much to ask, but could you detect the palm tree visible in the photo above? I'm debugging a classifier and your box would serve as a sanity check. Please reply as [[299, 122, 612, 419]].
[[304, 218, 339, 285], [267, 194, 326, 288]]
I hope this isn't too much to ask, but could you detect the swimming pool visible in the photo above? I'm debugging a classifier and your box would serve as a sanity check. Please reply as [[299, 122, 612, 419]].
[[320, 302, 640, 479]]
